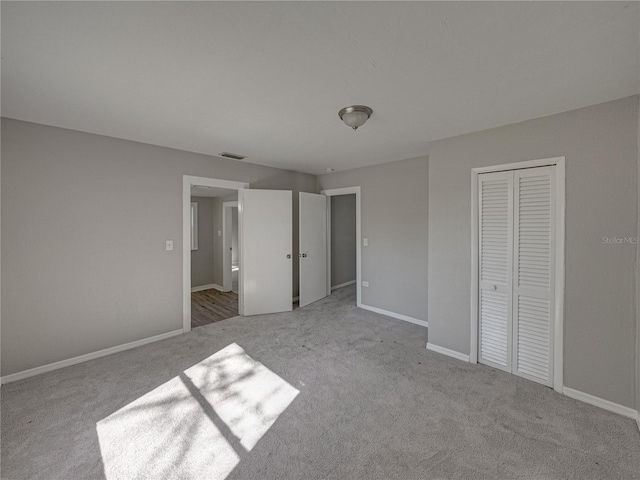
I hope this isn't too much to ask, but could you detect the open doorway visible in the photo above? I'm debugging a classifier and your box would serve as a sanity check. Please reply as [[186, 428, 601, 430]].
[[183, 176, 249, 332], [329, 194, 356, 293], [190, 186, 241, 328], [184, 176, 294, 329], [321, 187, 362, 307]]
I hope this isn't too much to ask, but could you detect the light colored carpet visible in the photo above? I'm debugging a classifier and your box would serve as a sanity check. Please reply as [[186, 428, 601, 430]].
[[2, 285, 639, 479]]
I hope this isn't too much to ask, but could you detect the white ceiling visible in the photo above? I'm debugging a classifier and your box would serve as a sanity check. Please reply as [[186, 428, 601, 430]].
[[190, 186, 238, 199], [2, 2, 638, 175]]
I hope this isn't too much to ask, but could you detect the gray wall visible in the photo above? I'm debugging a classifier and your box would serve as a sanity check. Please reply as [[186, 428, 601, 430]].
[[1, 118, 316, 376], [318, 157, 429, 321], [212, 198, 224, 287], [331, 194, 356, 287], [232, 208, 238, 266], [428, 96, 639, 409], [210, 195, 238, 288], [190, 197, 215, 288]]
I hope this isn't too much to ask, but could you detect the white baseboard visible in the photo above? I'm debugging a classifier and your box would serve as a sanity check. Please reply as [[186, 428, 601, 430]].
[[426, 342, 470, 362], [191, 283, 224, 293], [331, 280, 356, 291], [563, 387, 638, 420], [1, 329, 183, 385], [359, 303, 428, 328]]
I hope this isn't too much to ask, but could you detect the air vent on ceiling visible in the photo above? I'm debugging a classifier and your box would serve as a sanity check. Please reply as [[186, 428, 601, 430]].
[[219, 152, 246, 160]]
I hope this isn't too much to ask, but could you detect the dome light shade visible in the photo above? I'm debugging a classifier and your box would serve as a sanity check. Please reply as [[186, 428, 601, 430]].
[[339, 105, 373, 130]]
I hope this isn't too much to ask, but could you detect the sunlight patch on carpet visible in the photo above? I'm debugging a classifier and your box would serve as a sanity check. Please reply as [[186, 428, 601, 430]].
[[96, 343, 299, 479]]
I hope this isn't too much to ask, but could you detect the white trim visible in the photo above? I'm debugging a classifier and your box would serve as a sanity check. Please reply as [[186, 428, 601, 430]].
[[470, 171, 479, 364], [326, 196, 332, 297], [563, 387, 638, 420], [426, 343, 470, 363], [553, 159, 566, 391], [183, 176, 249, 333], [331, 279, 356, 291], [1, 329, 183, 384], [190, 283, 224, 293], [238, 190, 244, 315], [222, 201, 238, 292], [470, 157, 566, 174], [470, 157, 565, 393], [321, 187, 362, 307], [360, 303, 428, 328]]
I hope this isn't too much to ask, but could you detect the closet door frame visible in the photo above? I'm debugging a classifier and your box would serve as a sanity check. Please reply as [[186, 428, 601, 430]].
[[470, 157, 565, 393]]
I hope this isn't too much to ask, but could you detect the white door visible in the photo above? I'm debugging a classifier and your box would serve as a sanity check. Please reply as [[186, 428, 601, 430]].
[[299, 192, 328, 308], [478, 171, 514, 372], [478, 166, 555, 387], [512, 167, 555, 386], [239, 189, 292, 316]]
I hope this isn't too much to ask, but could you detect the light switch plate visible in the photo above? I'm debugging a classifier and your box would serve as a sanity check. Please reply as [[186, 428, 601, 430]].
[[363, 238, 368, 246], [166, 240, 173, 251]]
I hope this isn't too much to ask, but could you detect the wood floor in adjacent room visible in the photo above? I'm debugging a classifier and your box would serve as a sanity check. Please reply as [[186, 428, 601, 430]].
[[191, 288, 238, 327]]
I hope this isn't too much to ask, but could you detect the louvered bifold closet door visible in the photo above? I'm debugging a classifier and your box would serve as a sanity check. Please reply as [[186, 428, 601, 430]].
[[512, 167, 555, 386], [478, 171, 513, 372]]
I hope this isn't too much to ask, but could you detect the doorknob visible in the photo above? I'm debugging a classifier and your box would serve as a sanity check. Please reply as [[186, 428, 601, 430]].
[[286, 254, 291, 259], [302, 253, 308, 258], [490, 285, 497, 291]]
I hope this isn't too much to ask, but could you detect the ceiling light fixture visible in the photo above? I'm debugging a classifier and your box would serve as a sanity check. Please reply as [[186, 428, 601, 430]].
[[338, 105, 373, 130]]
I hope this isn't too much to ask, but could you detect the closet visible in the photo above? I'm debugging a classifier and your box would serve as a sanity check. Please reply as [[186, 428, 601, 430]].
[[478, 165, 556, 387]]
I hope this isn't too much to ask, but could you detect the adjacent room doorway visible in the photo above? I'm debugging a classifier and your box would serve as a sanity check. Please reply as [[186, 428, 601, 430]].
[[188, 184, 243, 329], [183, 177, 294, 331], [321, 187, 362, 307]]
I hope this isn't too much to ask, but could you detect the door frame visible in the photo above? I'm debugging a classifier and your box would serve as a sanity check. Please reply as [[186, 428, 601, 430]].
[[320, 186, 362, 307], [183, 175, 249, 333], [470, 157, 565, 392], [222, 201, 238, 292]]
